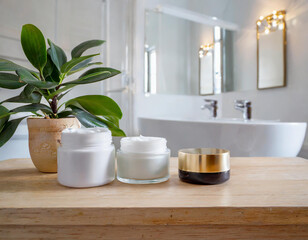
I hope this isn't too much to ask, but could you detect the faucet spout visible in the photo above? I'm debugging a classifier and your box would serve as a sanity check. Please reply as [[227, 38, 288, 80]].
[[234, 100, 252, 120], [201, 99, 218, 118]]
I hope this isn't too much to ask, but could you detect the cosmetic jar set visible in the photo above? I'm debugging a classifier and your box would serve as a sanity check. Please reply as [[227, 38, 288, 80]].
[[57, 128, 230, 188]]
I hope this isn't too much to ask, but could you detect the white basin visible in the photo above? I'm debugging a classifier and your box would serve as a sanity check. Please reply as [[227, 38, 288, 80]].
[[138, 117, 307, 157]]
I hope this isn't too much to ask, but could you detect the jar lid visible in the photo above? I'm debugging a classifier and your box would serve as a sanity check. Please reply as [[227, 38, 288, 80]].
[[61, 128, 112, 148], [178, 148, 230, 173], [120, 135, 167, 153]]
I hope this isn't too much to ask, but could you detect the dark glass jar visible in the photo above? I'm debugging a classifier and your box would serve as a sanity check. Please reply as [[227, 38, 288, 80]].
[[178, 148, 230, 185]]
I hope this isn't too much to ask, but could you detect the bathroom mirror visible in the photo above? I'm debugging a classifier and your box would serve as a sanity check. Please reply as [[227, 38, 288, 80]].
[[144, 8, 235, 96], [257, 10, 286, 89]]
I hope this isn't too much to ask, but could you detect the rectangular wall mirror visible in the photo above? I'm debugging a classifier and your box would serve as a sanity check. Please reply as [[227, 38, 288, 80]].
[[144, 6, 237, 96], [257, 10, 286, 89]]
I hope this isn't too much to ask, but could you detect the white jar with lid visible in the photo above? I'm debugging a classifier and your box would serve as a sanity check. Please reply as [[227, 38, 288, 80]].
[[117, 136, 170, 184], [57, 128, 115, 188]]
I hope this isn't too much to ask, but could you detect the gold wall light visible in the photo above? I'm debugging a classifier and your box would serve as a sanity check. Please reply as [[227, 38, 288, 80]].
[[257, 10, 286, 36], [199, 43, 214, 58]]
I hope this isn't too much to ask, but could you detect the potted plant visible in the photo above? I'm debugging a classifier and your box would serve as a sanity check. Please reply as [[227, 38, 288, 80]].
[[0, 24, 125, 172]]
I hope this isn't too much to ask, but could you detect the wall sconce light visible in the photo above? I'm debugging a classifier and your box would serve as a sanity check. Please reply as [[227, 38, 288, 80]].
[[199, 43, 214, 58], [256, 10, 286, 36]]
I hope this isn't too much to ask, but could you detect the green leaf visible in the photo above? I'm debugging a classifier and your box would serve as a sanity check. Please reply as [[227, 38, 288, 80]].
[[3, 94, 40, 104], [47, 39, 67, 71], [43, 54, 54, 78], [11, 103, 52, 115], [67, 58, 92, 75], [2, 85, 42, 104], [17, 69, 58, 89], [63, 67, 120, 86], [46, 85, 73, 100], [0, 59, 33, 72], [65, 95, 122, 119], [22, 84, 35, 96], [44, 50, 61, 83], [71, 40, 105, 58], [0, 105, 9, 132], [88, 62, 103, 67], [46, 66, 60, 83], [60, 54, 99, 75], [48, 67, 120, 99], [104, 115, 119, 127], [0, 117, 26, 147], [0, 103, 52, 120], [79, 67, 119, 79], [0, 73, 25, 89], [21, 24, 47, 72], [57, 110, 73, 118], [0, 112, 14, 120], [67, 60, 103, 76], [70, 106, 125, 136], [57, 90, 71, 101]]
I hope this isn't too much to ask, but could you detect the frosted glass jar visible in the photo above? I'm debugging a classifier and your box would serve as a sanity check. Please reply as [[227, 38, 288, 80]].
[[117, 136, 170, 184], [57, 128, 115, 188]]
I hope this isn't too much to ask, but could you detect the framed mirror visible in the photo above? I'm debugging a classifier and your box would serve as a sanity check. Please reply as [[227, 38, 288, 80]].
[[257, 10, 286, 89]]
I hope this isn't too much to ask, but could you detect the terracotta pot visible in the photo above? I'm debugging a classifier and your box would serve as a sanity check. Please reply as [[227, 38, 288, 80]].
[[27, 118, 81, 173]]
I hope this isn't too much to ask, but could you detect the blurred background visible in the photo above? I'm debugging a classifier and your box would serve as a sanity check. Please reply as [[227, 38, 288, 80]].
[[1, 0, 308, 159]]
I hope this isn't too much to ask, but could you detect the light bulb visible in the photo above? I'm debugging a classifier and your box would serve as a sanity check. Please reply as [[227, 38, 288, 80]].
[[259, 16, 264, 20], [265, 28, 270, 34], [257, 21, 261, 26], [278, 14, 284, 19], [278, 23, 284, 30]]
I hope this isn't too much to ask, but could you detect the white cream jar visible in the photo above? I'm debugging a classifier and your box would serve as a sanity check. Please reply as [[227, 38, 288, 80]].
[[117, 136, 170, 184], [57, 128, 115, 188]]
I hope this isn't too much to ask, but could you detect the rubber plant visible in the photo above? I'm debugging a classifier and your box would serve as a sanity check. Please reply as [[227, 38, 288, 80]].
[[0, 24, 125, 148]]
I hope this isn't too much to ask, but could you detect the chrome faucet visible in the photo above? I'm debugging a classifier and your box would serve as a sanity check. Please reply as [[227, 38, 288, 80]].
[[201, 99, 218, 118], [234, 100, 252, 120]]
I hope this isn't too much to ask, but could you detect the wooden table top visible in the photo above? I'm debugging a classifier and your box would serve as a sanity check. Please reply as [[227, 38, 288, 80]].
[[0, 157, 308, 226]]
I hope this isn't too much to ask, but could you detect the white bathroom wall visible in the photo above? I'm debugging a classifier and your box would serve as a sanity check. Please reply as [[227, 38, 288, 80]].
[[133, 0, 308, 158], [0, 0, 105, 160]]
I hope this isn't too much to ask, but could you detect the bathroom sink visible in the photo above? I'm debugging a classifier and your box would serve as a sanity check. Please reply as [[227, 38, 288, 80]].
[[138, 117, 307, 157]]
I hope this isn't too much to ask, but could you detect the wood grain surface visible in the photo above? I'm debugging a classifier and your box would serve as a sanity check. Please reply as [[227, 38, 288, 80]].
[[0, 157, 308, 239]]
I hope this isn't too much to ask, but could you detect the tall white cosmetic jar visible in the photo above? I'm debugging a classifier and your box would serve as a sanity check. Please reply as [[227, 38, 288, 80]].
[[57, 128, 115, 188], [117, 136, 170, 184]]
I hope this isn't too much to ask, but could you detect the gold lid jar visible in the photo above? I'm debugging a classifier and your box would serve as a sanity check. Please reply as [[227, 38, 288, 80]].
[[178, 148, 230, 184]]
